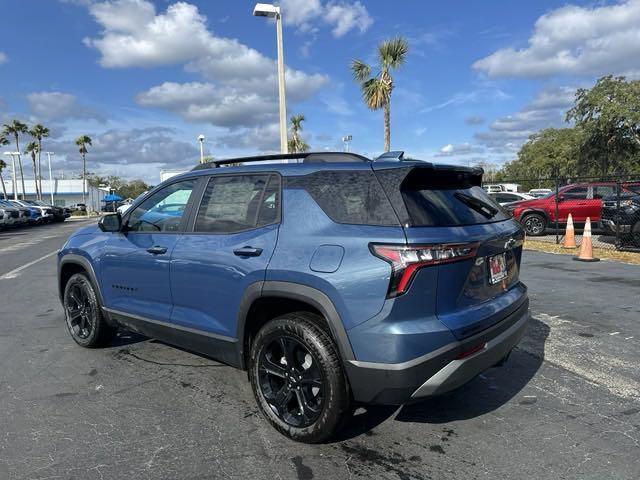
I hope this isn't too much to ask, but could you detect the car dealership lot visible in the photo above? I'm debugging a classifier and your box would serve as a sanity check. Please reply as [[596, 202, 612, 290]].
[[1, 221, 638, 479]]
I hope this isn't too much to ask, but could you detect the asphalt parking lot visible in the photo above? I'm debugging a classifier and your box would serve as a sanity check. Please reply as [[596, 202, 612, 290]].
[[1, 220, 639, 480]]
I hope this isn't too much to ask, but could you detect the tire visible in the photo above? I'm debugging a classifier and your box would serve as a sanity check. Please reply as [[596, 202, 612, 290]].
[[63, 273, 115, 348], [248, 312, 351, 443], [522, 213, 547, 236]]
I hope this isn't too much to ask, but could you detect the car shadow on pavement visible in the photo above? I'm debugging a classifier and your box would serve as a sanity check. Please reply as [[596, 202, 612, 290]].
[[109, 329, 148, 348], [337, 317, 550, 440]]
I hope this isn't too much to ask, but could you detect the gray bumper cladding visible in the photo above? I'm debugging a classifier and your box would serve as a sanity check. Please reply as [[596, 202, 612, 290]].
[[410, 309, 530, 399]]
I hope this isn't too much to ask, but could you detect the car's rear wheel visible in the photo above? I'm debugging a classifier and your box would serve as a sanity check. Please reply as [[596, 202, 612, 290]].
[[248, 312, 351, 443], [522, 213, 547, 236], [63, 273, 115, 348]]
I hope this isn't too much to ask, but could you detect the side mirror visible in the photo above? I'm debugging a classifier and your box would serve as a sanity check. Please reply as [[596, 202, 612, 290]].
[[557, 194, 565, 202], [99, 213, 122, 232]]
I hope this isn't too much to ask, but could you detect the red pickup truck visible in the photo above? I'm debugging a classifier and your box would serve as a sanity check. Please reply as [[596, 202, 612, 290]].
[[505, 183, 627, 236]]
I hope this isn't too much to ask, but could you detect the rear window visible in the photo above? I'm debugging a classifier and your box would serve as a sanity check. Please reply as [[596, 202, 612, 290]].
[[285, 170, 399, 226], [399, 169, 511, 227]]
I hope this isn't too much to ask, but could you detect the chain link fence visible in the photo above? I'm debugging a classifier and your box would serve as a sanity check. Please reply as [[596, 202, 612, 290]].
[[482, 174, 640, 252]]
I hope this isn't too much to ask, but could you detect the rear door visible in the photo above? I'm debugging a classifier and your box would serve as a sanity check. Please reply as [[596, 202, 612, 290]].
[[374, 165, 526, 339], [169, 173, 280, 339]]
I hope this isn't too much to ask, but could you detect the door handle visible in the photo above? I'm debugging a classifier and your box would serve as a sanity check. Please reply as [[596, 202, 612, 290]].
[[233, 246, 263, 257], [146, 245, 168, 255]]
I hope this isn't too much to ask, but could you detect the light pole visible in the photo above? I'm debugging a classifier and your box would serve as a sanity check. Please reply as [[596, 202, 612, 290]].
[[46, 152, 55, 205], [342, 135, 353, 152], [253, 3, 288, 154], [3, 152, 20, 200], [198, 134, 205, 164]]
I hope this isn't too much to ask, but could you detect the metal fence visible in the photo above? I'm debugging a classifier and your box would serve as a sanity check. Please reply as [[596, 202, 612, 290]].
[[482, 174, 640, 252]]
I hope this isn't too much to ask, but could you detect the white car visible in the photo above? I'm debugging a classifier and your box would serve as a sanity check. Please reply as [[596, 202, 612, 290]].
[[489, 192, 534, 205], [116, 191, 148, 215], [528, 188, 553, 198]]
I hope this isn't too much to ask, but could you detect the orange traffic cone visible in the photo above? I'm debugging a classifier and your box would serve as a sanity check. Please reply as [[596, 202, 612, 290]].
[[573, 217, 600, 262], [563, 213, 577, 249]]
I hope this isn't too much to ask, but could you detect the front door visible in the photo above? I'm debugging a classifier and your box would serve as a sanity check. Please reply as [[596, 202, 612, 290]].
[[557, 186, 590, 223], [99, 178, 197, 321], [170, 173, 281, 339]]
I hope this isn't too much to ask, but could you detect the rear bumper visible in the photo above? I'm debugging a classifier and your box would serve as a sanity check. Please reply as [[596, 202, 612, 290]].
[[345, 298, 529, 404]]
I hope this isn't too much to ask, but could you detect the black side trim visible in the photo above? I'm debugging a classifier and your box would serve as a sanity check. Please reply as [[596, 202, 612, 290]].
[[106, 308, 241, 368]]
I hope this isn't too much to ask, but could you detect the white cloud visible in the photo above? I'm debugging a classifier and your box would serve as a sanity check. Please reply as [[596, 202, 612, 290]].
[[280, 0, 373, 37], [46, 127, 199, 182], [436, 142, 478, 157], [26, 91, 104, 122], [0, 52, 7, 65], [215, 124, 281, 152], [473, 0, 640, 78], [474, 86, 575, 150], [82, 0, 328, 129]]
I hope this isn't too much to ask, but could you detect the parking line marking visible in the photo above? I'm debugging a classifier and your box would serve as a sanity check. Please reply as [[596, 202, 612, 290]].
[[0, 250, 58, 280]]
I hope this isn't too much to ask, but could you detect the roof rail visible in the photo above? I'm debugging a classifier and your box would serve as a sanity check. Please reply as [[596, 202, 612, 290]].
[[375, 151, 405, 161], [192, 151, 370, 170]]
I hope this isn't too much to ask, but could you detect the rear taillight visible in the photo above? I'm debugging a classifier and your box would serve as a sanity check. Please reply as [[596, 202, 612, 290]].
[[370, 243, 479, 298]]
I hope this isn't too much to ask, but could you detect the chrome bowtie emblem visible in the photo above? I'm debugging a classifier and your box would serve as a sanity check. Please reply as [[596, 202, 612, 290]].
[[504, 238, 516, 249]]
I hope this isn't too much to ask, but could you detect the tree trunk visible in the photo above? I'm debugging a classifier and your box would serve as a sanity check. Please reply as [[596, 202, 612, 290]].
[[383, 102, 391, 152], [82, 153, 86, 206], [14, 135, 26, 199], [31, 154, 40, 199], [0, 171, 7, 200]]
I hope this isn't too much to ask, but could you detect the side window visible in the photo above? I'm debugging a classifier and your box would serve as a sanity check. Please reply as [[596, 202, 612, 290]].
[[126, 179, 195, 232], [194, 174, 280, 233], [563, 187, 588, 200], [593, 185, 615, 199], [285, 170, 399, 226]]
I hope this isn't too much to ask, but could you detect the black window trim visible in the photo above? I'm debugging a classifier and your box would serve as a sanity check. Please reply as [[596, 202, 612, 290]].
[[184, 171, 283, 235], [122, 176, 205, 235]]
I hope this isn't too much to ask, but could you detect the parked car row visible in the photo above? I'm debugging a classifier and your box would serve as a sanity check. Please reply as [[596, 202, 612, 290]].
[[502, 181, 640, 247], [0, 199, 70, 229]]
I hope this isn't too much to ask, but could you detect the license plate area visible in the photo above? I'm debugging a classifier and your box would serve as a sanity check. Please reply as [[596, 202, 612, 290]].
[[488, 253, 508, 284]]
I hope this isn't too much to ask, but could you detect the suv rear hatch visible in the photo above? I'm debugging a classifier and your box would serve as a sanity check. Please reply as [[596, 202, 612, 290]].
[[373, 163, 526, 339]]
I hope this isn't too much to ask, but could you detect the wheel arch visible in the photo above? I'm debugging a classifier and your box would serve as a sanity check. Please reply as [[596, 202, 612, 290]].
[[518, 208, 549, 222], [236, 281, 355, 369]]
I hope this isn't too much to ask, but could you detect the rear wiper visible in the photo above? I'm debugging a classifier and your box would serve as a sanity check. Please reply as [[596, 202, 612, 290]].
[[454, 192, 499, 219]]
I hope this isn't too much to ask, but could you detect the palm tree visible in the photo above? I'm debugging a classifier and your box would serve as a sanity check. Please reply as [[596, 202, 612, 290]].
[[288, 114, 309, 153], [350, 37, 409, 152], [2, 120, 29, 199], [0, 136, 8, 199], [25, 142, 40, 200], [75, 135, 92, 205], [29, 124, 49, 200]]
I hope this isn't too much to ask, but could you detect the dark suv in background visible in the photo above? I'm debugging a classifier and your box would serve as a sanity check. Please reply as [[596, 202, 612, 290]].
[[58, 152, 530, 442]]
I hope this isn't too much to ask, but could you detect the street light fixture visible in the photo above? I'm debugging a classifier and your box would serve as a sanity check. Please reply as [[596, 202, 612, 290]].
[[253, 3, 288, 154], [3, 151, 20, 200], [198, 134, 205, 164], [342, 135, 353, 152], [46, 152, 55, 205]]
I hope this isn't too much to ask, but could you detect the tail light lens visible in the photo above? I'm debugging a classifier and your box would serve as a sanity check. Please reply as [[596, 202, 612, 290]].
[[370, 243, 479, 298]]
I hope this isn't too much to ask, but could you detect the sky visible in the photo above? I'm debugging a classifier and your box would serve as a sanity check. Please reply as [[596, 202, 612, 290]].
[[1, 0, 640, 184]]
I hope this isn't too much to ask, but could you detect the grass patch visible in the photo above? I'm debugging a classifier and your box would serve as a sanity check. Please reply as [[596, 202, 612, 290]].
[[524, 239, 640, 265]]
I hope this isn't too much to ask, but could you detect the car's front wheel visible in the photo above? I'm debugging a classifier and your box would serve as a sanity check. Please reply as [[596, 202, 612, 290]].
[[63, 273, 115, 347], [248, 313, 351, 443], [522, 213, 547, 236]]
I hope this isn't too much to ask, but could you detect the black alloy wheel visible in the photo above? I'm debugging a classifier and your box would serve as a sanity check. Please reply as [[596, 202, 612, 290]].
[[63, 273, 115, 347], [249, 313, 352, 443], [258, 335, 324, 428]]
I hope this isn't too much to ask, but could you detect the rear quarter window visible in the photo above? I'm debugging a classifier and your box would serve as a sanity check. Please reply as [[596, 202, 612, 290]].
[[285, 170, 399, 226]]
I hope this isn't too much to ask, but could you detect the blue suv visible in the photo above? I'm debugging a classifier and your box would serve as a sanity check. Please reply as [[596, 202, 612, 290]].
[[57, 152, 529, 442]]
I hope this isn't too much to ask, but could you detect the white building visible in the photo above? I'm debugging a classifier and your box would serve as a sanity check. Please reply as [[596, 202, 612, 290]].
[[1, 178, 108, 212], [160, 168, 189, 182]]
